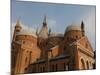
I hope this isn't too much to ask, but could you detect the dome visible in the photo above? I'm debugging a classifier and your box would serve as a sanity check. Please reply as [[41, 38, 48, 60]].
[[38, 25, 48, 39], [50, 33, 63, 37], [65, 25, 81, 33], [16, 29, 37, 38]]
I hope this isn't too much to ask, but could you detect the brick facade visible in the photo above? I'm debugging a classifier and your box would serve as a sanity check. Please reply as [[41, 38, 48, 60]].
[[11, 18, 95, 75]]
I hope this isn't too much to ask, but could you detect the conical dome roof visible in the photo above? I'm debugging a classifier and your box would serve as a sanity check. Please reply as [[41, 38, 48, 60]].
[[17, 29, 37, 38], [38, 16, 49, 38], [38, 26, 48, 38]]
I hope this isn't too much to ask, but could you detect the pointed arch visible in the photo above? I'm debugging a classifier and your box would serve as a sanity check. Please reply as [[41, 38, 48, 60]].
[[80, 58, 85, 70], [86, 61, 89, 69]]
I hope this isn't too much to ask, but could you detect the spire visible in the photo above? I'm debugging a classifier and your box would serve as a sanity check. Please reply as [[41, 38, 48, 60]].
[[38, 15, 49, 39], [81, 21, 85, 36], [48, 28, 51, 36], [43, 15, 47, 27], [81, 21, 84, 29]]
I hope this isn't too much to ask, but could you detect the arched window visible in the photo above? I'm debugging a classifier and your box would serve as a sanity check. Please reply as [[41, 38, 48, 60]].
[[55, 64, 58, 71], [81, 59, 85, 70], [89, 62, 91, 68], [92, 63, 95, 69], [86, 61, 89, 69], [29, 51, 32, 64]]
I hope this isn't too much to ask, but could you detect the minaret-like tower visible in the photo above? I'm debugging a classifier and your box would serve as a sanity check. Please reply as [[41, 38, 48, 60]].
[[37, 15, 49, 59], [38, 15, 49, 39], [12, 20, 22, 42], [81, 21, 85, 36], [11, 20, 22, 75]]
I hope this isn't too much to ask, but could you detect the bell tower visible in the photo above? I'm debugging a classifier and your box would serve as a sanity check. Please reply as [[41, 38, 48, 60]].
[[37, 15, 49, 59], [38, 15, 49, 43]]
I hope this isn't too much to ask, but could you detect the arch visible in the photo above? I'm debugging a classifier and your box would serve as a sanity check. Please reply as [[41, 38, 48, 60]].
[[29, 51, 32, 64], [24, 68, 27, 73], [80, 58, 85, 70], [92, 63, 95, 69], [89, 61, 91, 68], [86, 61, 89, 69]]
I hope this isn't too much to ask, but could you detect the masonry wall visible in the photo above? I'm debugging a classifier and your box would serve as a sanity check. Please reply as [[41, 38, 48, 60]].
[[13, 35, 41, 74], [77, 48, 95, 70]]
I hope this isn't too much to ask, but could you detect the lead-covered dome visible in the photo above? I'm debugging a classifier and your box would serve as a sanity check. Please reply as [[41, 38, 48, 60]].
[[65, 25, 81, 33], [64, 24, 83, 42], [16, 29, 37, 38]]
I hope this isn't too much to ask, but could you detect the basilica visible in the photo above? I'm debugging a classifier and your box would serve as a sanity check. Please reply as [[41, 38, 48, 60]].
[[11, 16, 95, 75]]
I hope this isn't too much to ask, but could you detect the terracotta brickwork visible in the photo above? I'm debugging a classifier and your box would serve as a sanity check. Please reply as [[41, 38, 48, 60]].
[[11, 19, 95, 75]]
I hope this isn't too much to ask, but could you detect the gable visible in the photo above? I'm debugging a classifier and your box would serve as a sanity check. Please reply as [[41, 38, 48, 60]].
[[78, 36, 94, 53]]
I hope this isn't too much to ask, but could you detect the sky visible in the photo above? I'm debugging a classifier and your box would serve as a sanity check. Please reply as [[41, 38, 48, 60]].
[[11, 0, 96, 50]]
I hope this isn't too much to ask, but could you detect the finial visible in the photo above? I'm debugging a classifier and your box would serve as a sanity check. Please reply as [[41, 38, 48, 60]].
[[81, 21, 84, 30], [44, 15, 46, 23], [81, 21, 84, 27], [48, 28, 51, 36], [49, 28, 51, 33]]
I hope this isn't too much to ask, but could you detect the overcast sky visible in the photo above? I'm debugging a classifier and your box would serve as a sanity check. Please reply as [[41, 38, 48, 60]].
[[11, 0, 96, 50]]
